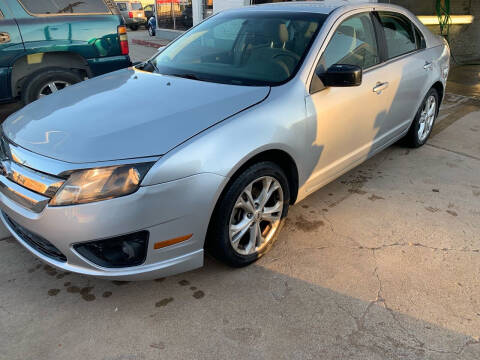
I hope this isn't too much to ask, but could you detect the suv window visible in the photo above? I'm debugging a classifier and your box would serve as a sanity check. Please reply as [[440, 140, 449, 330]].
[[19, 0, 109, 15], [131, 3, 143, 10], [117, 2, 128, 11], [316, 12, 379, 73], [378, 12, 416, 59]]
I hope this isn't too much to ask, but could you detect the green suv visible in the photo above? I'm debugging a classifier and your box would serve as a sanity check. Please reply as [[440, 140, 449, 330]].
[[0, 0, 131, 104]]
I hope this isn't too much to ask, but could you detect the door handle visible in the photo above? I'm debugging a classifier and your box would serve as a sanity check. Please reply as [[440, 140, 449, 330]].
[[373, 82, 389, 95], [0, 32, 11, 44], [424, 61, 433, 71]]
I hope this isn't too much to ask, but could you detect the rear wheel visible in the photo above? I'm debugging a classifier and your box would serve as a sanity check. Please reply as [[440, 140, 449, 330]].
[[403, 88, 439, 148], [129, 24, 139, 31], [21, 68, 83, 104], [208, 162, 290, 267]]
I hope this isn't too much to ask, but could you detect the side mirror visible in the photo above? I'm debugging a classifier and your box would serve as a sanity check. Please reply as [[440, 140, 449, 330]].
[[319, 64, 362, 87]]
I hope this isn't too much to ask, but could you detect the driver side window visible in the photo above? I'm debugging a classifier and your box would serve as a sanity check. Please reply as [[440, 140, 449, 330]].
[[316, 12, 379, 74]]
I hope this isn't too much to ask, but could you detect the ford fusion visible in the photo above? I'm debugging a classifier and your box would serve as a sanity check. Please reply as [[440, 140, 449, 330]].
[[0, 2, 449, 279]]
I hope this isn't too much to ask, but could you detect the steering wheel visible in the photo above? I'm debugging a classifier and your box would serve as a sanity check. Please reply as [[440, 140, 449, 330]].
[[273, 52, 301, 63], [272, 52, 301, 77]]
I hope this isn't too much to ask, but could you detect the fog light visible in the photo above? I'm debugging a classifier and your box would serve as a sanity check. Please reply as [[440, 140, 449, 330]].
[[74, 231, 149, 268]]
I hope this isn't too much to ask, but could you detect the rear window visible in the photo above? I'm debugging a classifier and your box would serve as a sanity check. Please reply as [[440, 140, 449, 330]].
[[378, 11, 417, 59], [131, 3, 143, 10], [414, 26, 426, 49], [19, 0, 110, 15], [117, 2, 128, 11]]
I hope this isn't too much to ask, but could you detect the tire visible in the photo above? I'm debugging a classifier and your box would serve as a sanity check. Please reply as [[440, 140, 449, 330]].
[[208, 161, 290, 267], [21, 67, 83, 105], [130, 25, 139, 31], [403, 88, 439, 148], [148, 25, 156, 37]]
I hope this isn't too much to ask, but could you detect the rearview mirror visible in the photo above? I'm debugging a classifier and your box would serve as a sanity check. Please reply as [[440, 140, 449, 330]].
[[319, 64, 362, 87]]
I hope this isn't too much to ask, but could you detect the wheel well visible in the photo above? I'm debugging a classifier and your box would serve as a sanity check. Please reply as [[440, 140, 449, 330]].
[[205, 149, 299, 250], [432, 81, 444, 107], [227, 150, 299, 206], [11, 52, 90, 98]]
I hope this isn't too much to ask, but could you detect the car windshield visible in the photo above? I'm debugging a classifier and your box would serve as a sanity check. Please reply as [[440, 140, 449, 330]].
[[150, 11, 327, 86], [131, 3, 143, 10]]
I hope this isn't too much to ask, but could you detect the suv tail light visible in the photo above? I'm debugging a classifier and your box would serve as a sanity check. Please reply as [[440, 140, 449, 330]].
[[118, 25, 129, 55], [128, 11, 133, 18]]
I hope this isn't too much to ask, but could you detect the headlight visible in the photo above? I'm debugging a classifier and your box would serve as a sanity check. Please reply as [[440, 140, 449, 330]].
[[50, 163, 153, 206]]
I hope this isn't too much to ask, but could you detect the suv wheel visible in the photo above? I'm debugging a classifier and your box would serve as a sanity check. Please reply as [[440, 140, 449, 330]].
[[208, 162, 290, 267], [21, 68, 83, 104]]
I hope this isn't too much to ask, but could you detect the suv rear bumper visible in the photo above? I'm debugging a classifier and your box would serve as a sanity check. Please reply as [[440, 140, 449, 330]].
[[126, 18, 147, 26]]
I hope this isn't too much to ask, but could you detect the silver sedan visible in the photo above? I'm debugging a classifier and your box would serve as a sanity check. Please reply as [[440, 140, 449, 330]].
[[0, 2, 449, 279]]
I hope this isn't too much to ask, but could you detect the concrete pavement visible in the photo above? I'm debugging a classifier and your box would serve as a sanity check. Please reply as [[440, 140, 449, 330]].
[[0, 90, 479, 359], [127, 29, 168, 63]]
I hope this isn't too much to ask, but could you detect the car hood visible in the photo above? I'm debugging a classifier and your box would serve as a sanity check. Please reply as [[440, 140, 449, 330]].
[[2, 68, 270, 163]]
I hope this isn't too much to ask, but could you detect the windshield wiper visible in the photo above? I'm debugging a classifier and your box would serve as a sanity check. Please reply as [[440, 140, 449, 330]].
[[168, 73, 201, 81]]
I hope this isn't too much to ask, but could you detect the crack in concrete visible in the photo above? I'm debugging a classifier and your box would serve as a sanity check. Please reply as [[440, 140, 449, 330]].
[[332, 249, 480, 357], [426, 143, 480, 162], [358, 241, 480, 254]]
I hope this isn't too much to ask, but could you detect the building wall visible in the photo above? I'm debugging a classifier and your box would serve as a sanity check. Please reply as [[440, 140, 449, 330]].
[[381, 0, 480, 63]]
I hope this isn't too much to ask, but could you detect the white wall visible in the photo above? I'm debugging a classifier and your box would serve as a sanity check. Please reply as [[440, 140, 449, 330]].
[[213, 0, 249, 14]]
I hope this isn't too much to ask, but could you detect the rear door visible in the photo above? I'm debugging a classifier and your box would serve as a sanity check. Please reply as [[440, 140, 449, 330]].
[[373, 11, 430, 140], [0, 2, 25, 101]]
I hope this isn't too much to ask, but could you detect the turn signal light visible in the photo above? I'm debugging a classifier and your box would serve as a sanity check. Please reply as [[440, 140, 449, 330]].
[[154, 234, 193, 250], [128, 11, 133, 18], [118, 25, 129, 55]]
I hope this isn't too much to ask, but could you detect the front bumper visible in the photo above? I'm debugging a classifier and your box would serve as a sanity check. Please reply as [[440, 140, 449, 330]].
[[0, 173, 225, 280]]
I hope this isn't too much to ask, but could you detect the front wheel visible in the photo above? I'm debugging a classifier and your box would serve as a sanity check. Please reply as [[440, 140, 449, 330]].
[[403, 88, 439, 148], [208, 162, 290, 267]]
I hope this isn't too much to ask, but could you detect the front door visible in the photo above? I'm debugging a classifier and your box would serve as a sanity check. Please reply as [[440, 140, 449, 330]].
[[0, 2, 25, 101], [304, 12, 393, 194]]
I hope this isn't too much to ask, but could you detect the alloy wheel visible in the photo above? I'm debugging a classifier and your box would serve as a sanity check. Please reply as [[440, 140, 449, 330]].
[[229, 176, 284, 255], [418, 95, 436, 142], [38, 81, 70, 98]]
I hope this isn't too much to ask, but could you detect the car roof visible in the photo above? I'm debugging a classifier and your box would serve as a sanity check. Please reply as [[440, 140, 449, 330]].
[[238, 1, 372, 15], [228, 1, 411, 16]]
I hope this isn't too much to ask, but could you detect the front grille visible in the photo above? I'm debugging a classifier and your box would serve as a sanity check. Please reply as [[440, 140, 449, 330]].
[[3, 213, 67, 262]]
